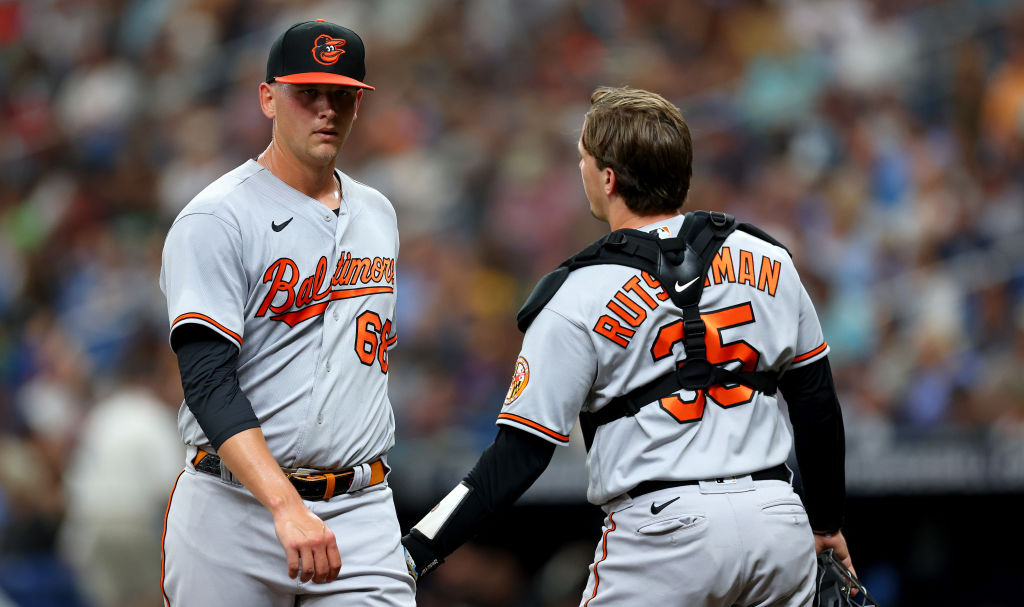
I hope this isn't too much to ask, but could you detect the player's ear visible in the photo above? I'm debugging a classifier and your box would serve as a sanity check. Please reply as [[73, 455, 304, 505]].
[[603, 166, 617, 196], [353, 89, 364, 120], [259, 82, 276, 119]]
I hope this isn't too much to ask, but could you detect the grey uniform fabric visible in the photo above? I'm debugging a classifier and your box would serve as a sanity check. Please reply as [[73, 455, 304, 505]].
[[159, 159, 413, 605], [162, 469, 414, 606], [494, 213, 825, 606], [585, 478, 816, 606], [160, 159, 399, 470], [497, 214, 828, 504]]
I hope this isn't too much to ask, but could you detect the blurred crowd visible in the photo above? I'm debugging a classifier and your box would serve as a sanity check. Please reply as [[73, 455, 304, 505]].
[[2, 0, 1024, 605]]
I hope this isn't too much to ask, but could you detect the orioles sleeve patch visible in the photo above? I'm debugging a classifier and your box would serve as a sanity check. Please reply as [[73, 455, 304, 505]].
[[504, 356, 530, 405]]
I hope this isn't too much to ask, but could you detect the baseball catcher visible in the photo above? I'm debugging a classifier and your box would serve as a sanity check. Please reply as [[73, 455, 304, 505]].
[[402, 86, 857, 606]]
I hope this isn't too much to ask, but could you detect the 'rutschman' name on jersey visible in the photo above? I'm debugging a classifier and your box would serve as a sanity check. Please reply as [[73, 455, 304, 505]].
[[496, 214, 829, 505]]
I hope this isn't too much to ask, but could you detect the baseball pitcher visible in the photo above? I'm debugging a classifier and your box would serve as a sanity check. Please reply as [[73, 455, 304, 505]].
[[159, 20, 414, 606], [401, 87, 854, 607]]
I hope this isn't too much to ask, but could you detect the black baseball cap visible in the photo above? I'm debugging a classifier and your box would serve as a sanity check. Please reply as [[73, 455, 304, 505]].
[[265, 19, 375, 90]]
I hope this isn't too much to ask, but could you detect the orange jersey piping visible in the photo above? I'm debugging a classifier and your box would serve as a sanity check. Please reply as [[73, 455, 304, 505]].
[[172, 313, 242, 346], [496, 413, 570, 443], [792, 341, 828, 363]]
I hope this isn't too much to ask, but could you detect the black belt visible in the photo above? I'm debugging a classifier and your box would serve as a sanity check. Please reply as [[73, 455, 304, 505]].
[[192, 450, 386, 501], [628, 463, 791, 499]]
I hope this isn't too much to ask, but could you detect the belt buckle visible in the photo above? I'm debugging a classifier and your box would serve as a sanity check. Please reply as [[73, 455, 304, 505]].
[[287, 467, 322, 479], [289, 473, 327, 482], [714, 476, 739, 485]]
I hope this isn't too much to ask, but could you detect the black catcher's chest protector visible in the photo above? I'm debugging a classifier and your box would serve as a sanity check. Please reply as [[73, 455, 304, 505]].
[[516, 211, 786, 450]]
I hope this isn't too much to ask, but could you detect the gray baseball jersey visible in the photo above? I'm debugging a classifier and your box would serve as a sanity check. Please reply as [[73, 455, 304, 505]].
[[159, 159, 414, 606], [160, 159, 399, 470], [497, 213, 828, 505]]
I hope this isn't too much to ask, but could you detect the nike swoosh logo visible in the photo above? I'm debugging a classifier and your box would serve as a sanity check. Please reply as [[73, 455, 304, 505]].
[[650, 496, 680, 515], [271, 217, 293, 232], [674, 276, 699, 292]]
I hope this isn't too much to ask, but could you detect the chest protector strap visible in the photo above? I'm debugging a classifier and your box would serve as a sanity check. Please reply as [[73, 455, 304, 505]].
[[516, 211, 784, 450]]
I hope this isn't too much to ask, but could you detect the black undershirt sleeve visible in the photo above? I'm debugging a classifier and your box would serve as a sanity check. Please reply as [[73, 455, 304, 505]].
[[403, 425, 556, 574], [171, 324, 261, 450], [778, 356, 846, 533]]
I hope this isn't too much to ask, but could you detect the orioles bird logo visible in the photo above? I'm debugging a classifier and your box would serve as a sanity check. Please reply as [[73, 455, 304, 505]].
[[312, 34, 346, 65], [504, 357, 530, 405]]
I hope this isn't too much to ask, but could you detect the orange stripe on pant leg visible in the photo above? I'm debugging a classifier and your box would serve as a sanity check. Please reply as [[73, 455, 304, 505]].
[[161, 470, 185, 607], [584, 511, 616, 607]]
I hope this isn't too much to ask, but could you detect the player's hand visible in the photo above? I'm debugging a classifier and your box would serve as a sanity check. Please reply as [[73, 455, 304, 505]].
[[272, 503, 342, 584], [402, 544, 418, 581], [814, 529, 857, 593], [401, 531, 443, 581]]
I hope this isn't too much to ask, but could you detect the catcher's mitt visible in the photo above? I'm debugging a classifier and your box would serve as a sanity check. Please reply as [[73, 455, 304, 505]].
[[814, 549, 880, 607]]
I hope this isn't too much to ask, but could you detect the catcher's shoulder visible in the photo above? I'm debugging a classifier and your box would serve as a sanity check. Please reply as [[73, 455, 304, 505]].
[[726, 219, 792, 257]]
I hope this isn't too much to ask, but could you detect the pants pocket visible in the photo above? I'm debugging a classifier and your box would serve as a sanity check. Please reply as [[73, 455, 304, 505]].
[[760, 498, 806, 516], [636, 514, 705, 535]]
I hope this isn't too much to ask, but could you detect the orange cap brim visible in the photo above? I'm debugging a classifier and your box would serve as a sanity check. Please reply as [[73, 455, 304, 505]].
[[273, 72, 375, 90]]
